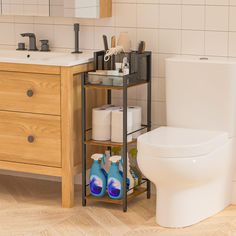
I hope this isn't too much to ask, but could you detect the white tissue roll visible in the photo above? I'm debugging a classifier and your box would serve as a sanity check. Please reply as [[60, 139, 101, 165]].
[[111, 109, 133, 143], [92, 108, 111, 141], [92, 124, 111, 141], [92, 106, 120, 141], [128, 106, 142, 139]]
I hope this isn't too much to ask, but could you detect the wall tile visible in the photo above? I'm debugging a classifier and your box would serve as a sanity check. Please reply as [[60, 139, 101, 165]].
[[229, 32, 236, 56], [94, 26, 115, 50], [53, 24, 74, 48], [116, 3, 137, 27], [160, 0, 181, 4], [205, 6, 229, 31], [137, 4, 159, 28], [230, 0, 236, 5], [205, 31, 228, 56], [182, 30, 205, 55], [159, 29, 181, 53], [159, 4, 181, 29], [206, 0, 229, 5], [137, 28, 158, 53], [0, 23, 15, 45], [182, 0, 205, 4], [229, 6, 236, 31], [0, 1, 235, 140], [182, 5, 205, 30]]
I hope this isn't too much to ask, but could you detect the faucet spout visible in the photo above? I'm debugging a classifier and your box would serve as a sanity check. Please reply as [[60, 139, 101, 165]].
[[21, 33, 38, 51]]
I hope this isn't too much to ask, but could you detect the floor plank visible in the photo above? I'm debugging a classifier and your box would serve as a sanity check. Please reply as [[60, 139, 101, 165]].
[[0, 175, 236, 236]]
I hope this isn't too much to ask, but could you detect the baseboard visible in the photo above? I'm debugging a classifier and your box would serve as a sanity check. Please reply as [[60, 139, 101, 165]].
[[0, 169, 90, 185], [232, 181, 236, 204], [0, 169, 156, 196]]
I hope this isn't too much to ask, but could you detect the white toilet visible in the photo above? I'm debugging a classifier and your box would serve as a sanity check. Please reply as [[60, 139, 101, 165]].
[[137, 56, 236, 228]]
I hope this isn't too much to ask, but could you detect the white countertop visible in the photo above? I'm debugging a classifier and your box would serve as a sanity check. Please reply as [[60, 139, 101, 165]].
[[0, 50, 94, 66]]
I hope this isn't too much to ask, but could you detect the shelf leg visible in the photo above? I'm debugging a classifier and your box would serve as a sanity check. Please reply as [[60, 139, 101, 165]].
[[82, 73, 87, 207], [107, 89, 112, 105], [147, 53, 152, 133], [123, 77, 128, 213], [147, 180, 151, 199], [147, 53, 152, 200]]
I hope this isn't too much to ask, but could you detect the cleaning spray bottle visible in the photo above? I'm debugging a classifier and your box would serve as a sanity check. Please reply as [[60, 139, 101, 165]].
[[129, 148, 142, 186], [118, 155, 135, 195], [108, 155, 124, 200], [89, 154, 107, 197], [101, 150, 111, 174]]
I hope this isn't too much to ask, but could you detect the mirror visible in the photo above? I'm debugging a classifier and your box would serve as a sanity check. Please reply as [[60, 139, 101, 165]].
[[2, 0, 50, 16], [63, 0, 101, 18], [50, 0, 109, 18], [1, 0, 111, 18]]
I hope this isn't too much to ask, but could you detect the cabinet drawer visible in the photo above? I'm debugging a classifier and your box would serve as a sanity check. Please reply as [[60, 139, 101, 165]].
[[0, 111, 61, 167], [0, 71, 60, 115]]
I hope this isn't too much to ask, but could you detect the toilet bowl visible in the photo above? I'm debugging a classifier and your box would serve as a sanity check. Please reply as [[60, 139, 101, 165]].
[[137, 56, 236, 228], [138, 127, 233, 228]]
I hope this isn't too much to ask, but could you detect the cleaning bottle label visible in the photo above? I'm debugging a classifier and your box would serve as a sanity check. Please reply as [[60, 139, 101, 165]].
[[90, 175, 103, 195], [108, 177, 121, 197]]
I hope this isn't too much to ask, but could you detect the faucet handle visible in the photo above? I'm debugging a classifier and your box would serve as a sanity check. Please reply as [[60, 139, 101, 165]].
[[16, 42, 27, 51], [40, 40, 50, 52]]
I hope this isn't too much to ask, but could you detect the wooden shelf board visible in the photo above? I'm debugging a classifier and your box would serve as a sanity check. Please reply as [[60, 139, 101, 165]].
[[84, 81, 148, 90], [86, 187, 147, 205], [85, 139, 137, 147]]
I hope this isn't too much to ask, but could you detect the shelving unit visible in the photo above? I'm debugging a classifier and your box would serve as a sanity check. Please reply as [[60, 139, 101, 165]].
[[81, 50, 152, 212]]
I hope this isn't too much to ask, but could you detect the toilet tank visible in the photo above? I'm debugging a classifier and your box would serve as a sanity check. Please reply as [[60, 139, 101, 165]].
[[166, 56, 236, 138]]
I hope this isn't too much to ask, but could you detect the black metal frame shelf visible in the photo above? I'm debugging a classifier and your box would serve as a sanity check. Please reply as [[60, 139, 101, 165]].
[[84, 124, 148, 147], [81, 50, 152, 212], [84, 80, 148, 90]]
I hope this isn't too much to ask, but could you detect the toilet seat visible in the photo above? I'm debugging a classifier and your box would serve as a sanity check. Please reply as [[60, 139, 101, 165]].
[[138, 127, 228, 158]]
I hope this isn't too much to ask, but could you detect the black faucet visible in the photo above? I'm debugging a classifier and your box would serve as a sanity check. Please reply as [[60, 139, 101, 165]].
[[72, 24, 82, 54], [21, 33, 38, 51]]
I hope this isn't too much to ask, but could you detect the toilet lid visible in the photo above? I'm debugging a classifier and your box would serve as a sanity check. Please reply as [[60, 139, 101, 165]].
[[137, 127, 228, 158]]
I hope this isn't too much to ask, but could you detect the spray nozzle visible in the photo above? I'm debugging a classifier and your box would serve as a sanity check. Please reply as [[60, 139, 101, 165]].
[[120, 158, 123, 166], [102, 154, 106, 165], [91, 153, 104, 161], [110, 155, 122, 163]]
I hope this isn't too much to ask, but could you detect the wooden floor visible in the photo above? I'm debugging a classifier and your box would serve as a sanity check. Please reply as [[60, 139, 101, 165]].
[[0, 175, 236, 236]]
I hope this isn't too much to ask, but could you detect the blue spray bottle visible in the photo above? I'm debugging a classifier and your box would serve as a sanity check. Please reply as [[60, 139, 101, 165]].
[[89, 154, 107, 197], [107, 155, 124, 200]]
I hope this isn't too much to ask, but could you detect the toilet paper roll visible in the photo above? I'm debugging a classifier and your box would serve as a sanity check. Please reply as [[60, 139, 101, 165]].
[[111, 109, 133, 143], [92, 105, 120, 141], [128, 106, 142, 139]]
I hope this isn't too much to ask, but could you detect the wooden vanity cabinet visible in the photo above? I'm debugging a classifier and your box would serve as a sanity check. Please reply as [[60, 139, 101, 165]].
[[0, 62, 105, 208]]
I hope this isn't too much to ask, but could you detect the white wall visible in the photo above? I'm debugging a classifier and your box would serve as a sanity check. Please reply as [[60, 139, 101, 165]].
[[1, 0, 236, 128]]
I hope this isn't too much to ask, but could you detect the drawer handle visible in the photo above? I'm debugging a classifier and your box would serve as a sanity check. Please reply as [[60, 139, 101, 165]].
[[26, 89, 34, 97], [27, 135, 35, 143]]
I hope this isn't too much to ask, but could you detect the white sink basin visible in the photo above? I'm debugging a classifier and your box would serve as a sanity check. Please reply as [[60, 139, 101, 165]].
[[0, 50, 94, 66]]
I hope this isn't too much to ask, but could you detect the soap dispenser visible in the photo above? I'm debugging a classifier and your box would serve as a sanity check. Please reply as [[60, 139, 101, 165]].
[[89, 154, 107, 197]]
